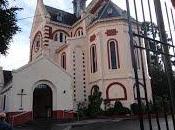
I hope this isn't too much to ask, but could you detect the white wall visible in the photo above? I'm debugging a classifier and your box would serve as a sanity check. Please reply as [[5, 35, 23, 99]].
[[9, 57, 73, 112]]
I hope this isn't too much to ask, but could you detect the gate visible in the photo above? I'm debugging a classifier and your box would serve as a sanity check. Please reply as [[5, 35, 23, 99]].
[[124, 0, 175, 129]]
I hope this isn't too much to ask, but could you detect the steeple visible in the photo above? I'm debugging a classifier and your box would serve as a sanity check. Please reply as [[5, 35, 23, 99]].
[[37, 0, 43, 5], [73, 0, 87, 18]]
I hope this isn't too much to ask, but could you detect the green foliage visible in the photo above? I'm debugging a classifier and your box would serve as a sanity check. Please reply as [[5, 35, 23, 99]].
[[130, 102, 146, 114], [77, 102, 88, 118], [141, 21, 175, 111], [105, 101, 130, 116], [113, 101, 130, 115], [0, 0, 22, 55], [87, 89, 103, 117]]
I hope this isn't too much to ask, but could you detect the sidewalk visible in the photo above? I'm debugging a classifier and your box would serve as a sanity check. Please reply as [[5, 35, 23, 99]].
[[56, 118, 126, 127]]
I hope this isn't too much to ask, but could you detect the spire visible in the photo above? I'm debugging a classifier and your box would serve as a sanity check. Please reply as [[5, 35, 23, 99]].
[[73, 0, 87, 18], [37, 0, 44, 5]]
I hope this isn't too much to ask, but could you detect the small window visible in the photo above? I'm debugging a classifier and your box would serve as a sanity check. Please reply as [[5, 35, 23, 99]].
[[61, 52, 66, 70], [3, 95, 6, 110], [60, 33, 63, 42], [57, 13, 63, 21], [90, 44, 97, 73]]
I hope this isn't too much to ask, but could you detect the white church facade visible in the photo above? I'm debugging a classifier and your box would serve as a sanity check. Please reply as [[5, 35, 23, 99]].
[[0, 0, 152, 124]]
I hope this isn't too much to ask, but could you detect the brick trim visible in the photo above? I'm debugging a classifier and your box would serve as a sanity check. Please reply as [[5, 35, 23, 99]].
[[105, 29, 118, 36], [90, 34, 96, 42], [106, 82, 127, 101], [52, 110, 75, 119]]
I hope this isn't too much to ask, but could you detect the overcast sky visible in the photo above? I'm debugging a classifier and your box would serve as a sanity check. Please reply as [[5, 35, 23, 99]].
[[0, 0, 174, 70]]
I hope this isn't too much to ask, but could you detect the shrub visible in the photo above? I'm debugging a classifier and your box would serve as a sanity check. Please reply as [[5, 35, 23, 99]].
[[130, 102, 146, 114], [113, 101, 131, 115], [77, 102, 88, 118], [87, 89, 103, 117]]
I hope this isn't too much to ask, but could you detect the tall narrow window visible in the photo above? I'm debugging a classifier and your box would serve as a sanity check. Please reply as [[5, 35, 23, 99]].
[[134, 41, 140, 69], [90, 44, 97, 73], [61, 52, 66, 70], [108, 40, 120, 69], [60, 32, 63, 42], [3, 95, 6, 110]]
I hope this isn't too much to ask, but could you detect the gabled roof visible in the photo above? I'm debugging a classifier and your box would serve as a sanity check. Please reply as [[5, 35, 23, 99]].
[[92, 1, 127, 22], [3, 71, 12, 86], [45, 5, 78, 26]]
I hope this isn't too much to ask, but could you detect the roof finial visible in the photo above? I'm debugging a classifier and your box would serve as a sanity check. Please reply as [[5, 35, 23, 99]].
[[73, 0, 87, 18]]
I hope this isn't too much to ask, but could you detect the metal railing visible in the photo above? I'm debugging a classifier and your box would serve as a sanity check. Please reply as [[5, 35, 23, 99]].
[[125, 0, 175, 129]]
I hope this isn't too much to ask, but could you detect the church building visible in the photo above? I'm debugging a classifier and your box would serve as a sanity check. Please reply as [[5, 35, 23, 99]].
[[0, 0, 152, 125]]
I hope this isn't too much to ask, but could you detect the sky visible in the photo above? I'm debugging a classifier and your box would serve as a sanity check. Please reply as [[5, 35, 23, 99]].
[[0, 0, 174, 70]]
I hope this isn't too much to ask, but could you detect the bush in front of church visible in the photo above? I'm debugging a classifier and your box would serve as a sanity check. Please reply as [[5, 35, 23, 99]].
[[113, 101, 131, 115], [77, 89, 103, 119], [86, 89, 103, 117], [104, 101, 131, 116]]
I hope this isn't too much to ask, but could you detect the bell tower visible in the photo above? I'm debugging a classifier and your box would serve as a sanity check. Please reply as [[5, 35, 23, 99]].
[[73, 0, 87, 18]]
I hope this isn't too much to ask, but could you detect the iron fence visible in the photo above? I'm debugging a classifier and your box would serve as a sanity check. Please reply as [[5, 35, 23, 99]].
[[125, 0, 175, 129]]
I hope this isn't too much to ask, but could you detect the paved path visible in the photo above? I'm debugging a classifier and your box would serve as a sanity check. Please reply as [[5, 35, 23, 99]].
[[14, 117, 174, 130]]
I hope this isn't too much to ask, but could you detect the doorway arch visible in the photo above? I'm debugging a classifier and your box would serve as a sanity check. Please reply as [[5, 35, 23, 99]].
[[33, 84, 52, 119]]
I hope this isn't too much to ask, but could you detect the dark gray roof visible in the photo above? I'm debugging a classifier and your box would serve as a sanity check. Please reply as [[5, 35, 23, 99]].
[[3, 70, 12, 86], [93, 1, 127, 22], [45, 5, 78, 26]]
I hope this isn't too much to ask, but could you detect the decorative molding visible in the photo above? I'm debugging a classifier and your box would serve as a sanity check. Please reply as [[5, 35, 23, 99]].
[[44, 25, 52, 39], [90, 34, 96, 42], [105, 29, 118, 36]]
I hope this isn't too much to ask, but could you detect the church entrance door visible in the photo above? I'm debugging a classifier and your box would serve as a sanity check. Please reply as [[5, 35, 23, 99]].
[[33, 84, 52, 119]]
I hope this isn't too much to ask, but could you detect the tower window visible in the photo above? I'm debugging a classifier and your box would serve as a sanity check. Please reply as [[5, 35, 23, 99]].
[[90, 44, 97, 73], [61, 52, 66, 70], [107, 40, 120, 69], [60, 33, 63, 42]]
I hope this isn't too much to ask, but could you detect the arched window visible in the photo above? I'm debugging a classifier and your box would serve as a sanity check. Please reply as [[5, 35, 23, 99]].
[[107, 40, 120, 69], [91, 85, 99, 95], [74, 27, 83, 37], [61, 52, 66, 70], [53, 30, 68, 43], [106, 82, 127, 101], [90, 44, 97, 73]]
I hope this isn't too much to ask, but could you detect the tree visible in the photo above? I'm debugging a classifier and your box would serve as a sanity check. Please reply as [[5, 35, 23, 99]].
[[0, 0, 21, 55], [141, 21, 175, 109], [87, 88, 103, 117]]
